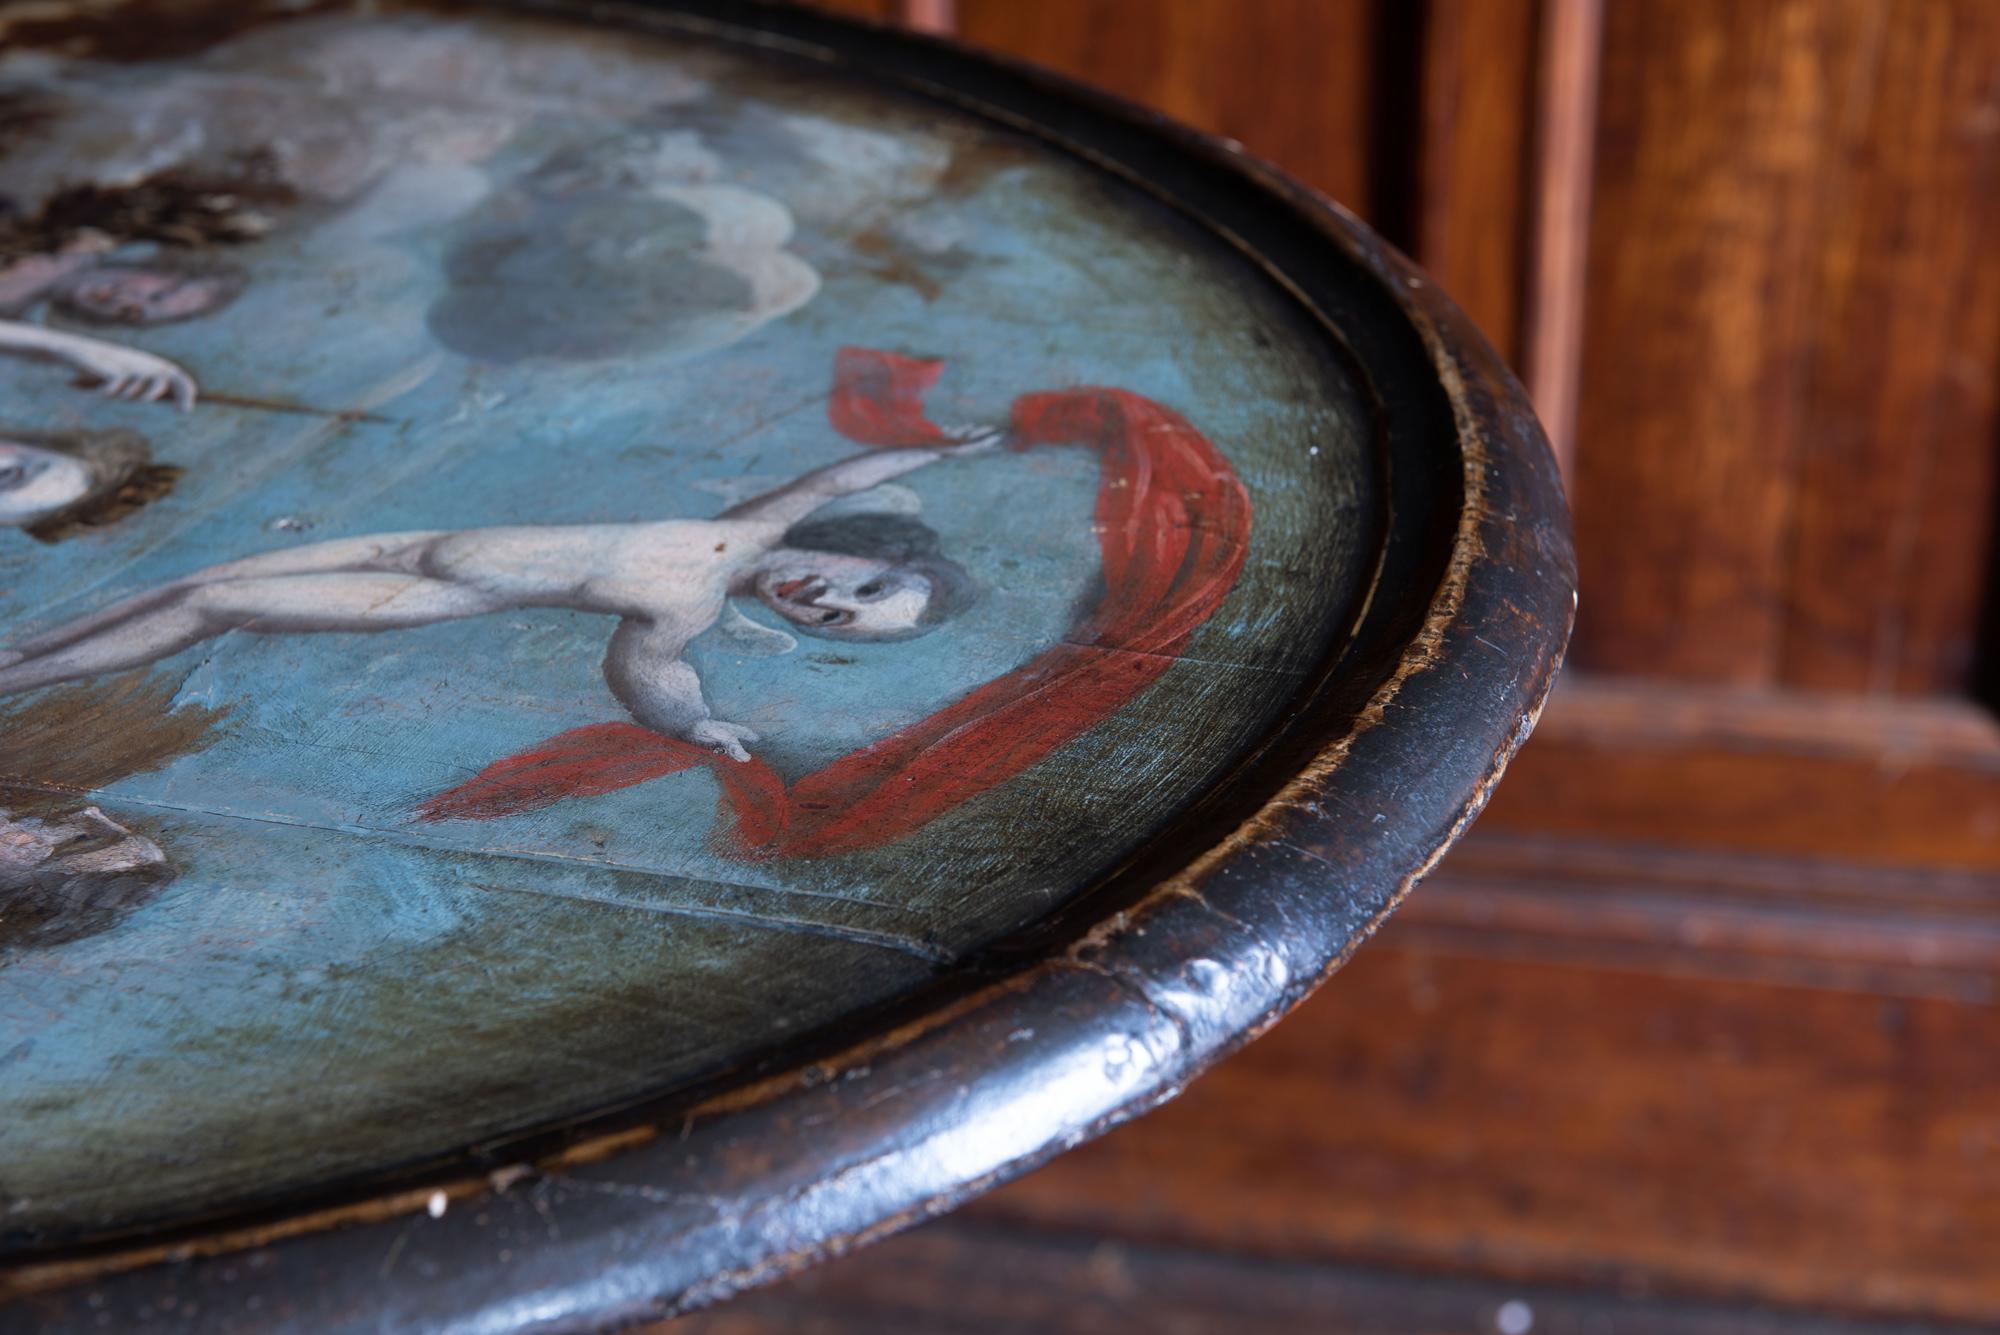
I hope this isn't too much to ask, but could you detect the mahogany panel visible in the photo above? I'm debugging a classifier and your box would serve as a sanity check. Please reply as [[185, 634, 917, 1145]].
[[1414, 0, 1539, 369], [799, 0, 904, 18], [1477, 676, 2000, 869], [1404, 830, 2000, 1004], [954, 919, 2000, 1325], [1567, 0, 2000, 689], [666, 1216, 1974, 1335], [1571, 0, 1834, 681], [953, 0, 1385, 219], [1776, 1, 2000, 695], [1518, 0, 1600, 470]]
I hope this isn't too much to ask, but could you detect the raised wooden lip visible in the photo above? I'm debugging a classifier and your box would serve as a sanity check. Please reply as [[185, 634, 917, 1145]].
[[0, 1, 1577, 1328]]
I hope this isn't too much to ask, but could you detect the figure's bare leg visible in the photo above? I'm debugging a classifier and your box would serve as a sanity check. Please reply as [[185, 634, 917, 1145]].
[[2, 532, 449, 666], [185, 531, 449, 583], [0, 573, 503, 696], [1, 583, 194, 667], [0, 594, 223, 694]]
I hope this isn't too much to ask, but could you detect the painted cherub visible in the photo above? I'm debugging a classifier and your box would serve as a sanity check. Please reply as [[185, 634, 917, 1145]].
[[0, 429, 997, 761], [0, 158, 286, 410], [0, 425, 180, 540], [0, 237, 245, 412]]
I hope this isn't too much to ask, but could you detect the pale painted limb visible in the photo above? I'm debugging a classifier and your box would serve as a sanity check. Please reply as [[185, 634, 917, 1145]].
[[720, 425, 1003, 529], [602, 617, 758, 761], [1, 531, 449, 667], [0, 582, 196, 668], [0, 574, 500, 696], [0, 593, 221, 694], [0, 320, 197, 410]]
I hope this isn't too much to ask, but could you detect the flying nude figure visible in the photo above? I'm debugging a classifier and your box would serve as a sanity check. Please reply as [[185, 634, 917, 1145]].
[[0, 428, 997, 762]]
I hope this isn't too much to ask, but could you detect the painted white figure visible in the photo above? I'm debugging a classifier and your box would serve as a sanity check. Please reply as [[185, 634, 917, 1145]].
[[0, 426, 176, 539], [0, 435, 95, 527], [0, 237, 242, 410], [0, 428, 999, 761]]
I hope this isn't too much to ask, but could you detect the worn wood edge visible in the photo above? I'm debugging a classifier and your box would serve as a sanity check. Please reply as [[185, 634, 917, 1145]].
[[0, 2, 1576, 1329]]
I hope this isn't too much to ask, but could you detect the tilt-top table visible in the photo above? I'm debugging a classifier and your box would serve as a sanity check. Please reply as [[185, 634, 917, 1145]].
[[0, 2, 1572, 1330]]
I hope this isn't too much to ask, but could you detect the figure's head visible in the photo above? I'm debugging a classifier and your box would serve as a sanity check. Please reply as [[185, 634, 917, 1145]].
[[753, 514, 977, 642], [0, 427, 177, 540], [53, 257, 245, 326], [0, 438, 93, 528]]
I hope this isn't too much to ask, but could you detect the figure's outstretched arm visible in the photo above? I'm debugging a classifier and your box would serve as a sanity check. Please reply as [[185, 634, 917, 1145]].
[[602, 617, 760, 762], [0, 320, 197, 410], [722, 424, 1002, 529]]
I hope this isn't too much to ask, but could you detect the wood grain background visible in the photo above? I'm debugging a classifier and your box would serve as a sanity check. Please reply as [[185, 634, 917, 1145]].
[[673, 1, 2000, 1328]]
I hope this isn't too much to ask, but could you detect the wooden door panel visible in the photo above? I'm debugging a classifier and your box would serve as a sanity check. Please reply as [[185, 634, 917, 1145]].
[[1414, 0, 1541, 369], [1479, 677, 2000, 869], [954, 0, 1388, 221], [1775, 1, 2000, 695], [1571, 0, 2000, 692]]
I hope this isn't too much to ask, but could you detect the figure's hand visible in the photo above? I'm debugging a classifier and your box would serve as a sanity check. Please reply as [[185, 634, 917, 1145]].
[[69, 345, 198, 411], [687, 719, 760, 763], [937, 423, 1005, 456]]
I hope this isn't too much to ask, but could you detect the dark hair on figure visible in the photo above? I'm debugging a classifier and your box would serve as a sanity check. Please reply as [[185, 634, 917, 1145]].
[[0, 150, 296, 266], [782, 512, 978, 631], [3, 426, 180, 543]]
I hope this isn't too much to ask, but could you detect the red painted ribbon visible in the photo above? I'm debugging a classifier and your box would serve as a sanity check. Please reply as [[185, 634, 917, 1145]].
[[417, 347, 1253, 859]]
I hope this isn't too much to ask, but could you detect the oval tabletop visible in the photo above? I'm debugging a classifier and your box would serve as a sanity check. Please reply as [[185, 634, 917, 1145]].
[[0, 2, 1573, 1330]]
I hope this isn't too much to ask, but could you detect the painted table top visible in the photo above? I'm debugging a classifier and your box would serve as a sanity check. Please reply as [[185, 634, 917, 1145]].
[[0, 4, 1573, 1330]]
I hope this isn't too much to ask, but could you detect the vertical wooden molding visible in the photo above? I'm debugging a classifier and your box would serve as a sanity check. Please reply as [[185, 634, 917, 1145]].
[[902, 0, 955, 35], [1522, 0, 1603, 482], [1411, 0, 1539, 371]]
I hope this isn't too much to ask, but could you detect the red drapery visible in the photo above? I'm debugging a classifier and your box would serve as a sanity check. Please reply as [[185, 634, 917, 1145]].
[[417, 347, 1252, 859]]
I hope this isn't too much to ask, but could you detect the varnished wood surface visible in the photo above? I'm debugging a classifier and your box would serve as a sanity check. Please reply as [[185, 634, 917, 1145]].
[[949, 0, 1560, 374], [1482, 676, 2000, 870], [663, 814, 2000, 1329], [1414, 0, 1539, 372], [963, 905, 2000, 1325], [668, 835, 2000, 1328], [1571, 0, 2000, 691], [801, 0, 902, 19], [954, 0, 1387, 221], [1519, 0, 1599, 470], [662, 1217, 1972, 1335]]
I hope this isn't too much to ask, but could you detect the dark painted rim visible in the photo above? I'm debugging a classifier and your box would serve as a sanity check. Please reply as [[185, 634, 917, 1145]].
[[1, 2, 1576, 1329]]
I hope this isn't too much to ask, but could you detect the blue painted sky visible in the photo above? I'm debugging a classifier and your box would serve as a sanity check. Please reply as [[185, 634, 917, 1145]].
[[0, 10, 1377, 1233]]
